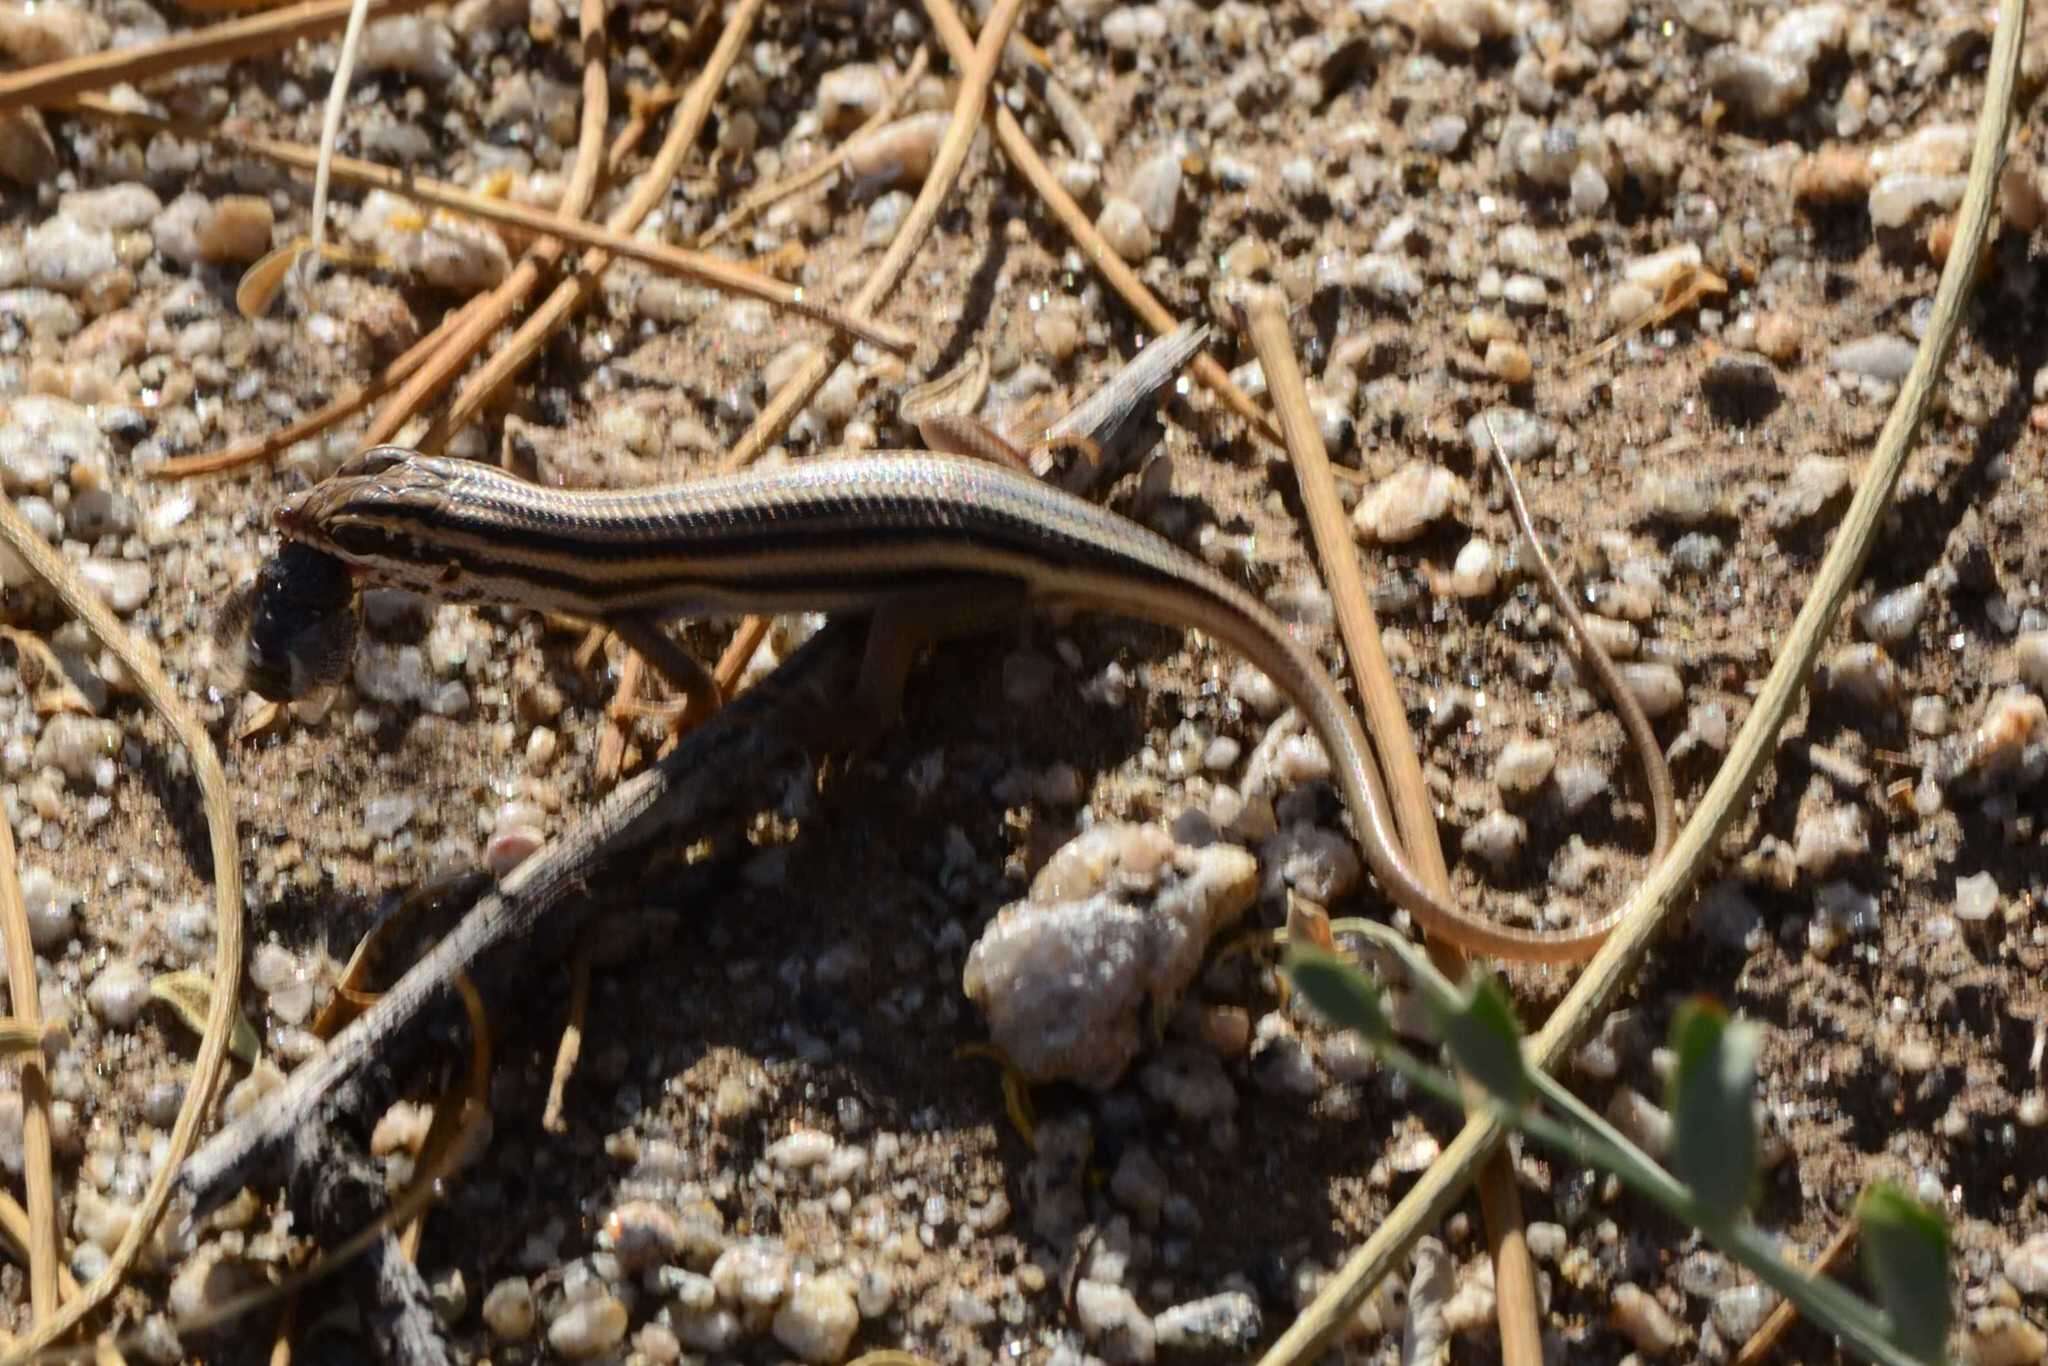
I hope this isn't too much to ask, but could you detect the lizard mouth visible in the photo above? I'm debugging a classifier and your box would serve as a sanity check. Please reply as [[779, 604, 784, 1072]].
[[221, 542, 361, 701]]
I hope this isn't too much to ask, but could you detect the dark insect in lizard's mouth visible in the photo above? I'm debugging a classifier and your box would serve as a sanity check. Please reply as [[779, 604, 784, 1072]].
[[219, 542, 360, 702]]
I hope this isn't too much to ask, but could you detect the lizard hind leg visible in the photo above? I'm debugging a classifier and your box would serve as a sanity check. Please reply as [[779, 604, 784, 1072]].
[[849, 583, 1032, 743]]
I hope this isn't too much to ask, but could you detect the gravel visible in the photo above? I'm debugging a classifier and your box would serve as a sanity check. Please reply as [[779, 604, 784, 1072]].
[[0, 0, 2039, 1358]]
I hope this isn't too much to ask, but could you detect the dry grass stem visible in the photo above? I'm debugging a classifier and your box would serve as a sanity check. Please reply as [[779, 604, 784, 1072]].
[[719, 0, 1031, 471], [701, 46, 931, 247], [541, 948, 593, 1134], [421, 0, 768, 445], [1258, 0, 2023, 1354], [0, 791, 58, 1324], [0, 502, 245, 1365], [150, 292, 489, 479], [357, 0, 616, 447], [1243, 293, 1544, 1366], [0, 0, 439, 112], [72, 94, 909, 359], [918, 0, 1281, 448], [301, 0, 375, 295], [0, 1192, 84, 1307], [1731, 1217, 1860, 1366]]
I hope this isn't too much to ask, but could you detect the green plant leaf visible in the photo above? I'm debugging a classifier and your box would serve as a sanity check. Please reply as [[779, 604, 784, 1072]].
[[1432, 973, 1528, 1109], [1667, 998, 1760, 1224], [1284, 948, 1390, 1042], [1858, 1183, 1951, 1364]]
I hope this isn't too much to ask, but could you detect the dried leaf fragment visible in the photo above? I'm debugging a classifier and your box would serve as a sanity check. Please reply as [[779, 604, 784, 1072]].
[[149, 971, 261, 1066]]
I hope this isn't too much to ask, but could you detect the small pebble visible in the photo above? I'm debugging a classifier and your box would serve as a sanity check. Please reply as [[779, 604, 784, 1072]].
[[1495, 737, 1556, 796], [1152, 1291, 1261, 1353], [1869, 173, 1965, 229], [1096, 196, 1155, 262], [362, 793, 416, 840], [23, 217, 115, 293], [1768, 457, 1855, 529], [1101, 4, 1167, 50], [79, 558, 150, 614], [86, 958, 149, 1027], [1711, 1283, 1779, 1341], [1609, 1282, 1685, 1356], [1817, 643, 1898, 708], [1858, 583, 1929, 644], [167, 1247, 261, 1327], [547, 1295, 628, 1359], [772, 1276, 860, 1364], [673, 1301, 741, 1353], [1249, 1012, 1320, 1096], [1955, 871, 2000, 922], [1126, 149, 1183, 233], [1569, 159, 1611, 215], [1794, 804, 1869, 877], [195, 195, 274, 264], [18, 867, 78, 947], [1483, 339, 1532, 383], [1618, 662, 1684, 720], [711, 1240, 793, 1313], [1417, 0, 1511, 51], [816, 63, 887, 132], [2015, 632, 2048, 692], [1461, 810, 1527, 870], [1352, 461, 1462, 543], [600, 1200, 684, 1271], [2005, 1233, 2048, 1297], [1755, 313, 1805, 361], [1074, 1279, 1156, 1363], [963, 825, 1257, 1088], [35, 715, 121, 785], [1962, 1307, 2048, 1366], [1828, 333, 1918, 382], [1450, 538, 1497, 596], [486, 801, 546, 876], [149, 193, 213, 268], [1554, 761, 1611, 814], [766, 1129, 836, 1170], [861, 191, 911, 247]]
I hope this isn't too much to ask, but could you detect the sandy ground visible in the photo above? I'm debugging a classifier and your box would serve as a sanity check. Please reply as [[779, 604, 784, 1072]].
[[1, 0, 2046, 1360]]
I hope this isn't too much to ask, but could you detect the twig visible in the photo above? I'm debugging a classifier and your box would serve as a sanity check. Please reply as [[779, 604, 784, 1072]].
[[1483, 415, 1675, 857], [106, 109, 910, 355], [918, 0, 1282, 448], [176, 621, 867, 1219], [0, 1194, 86, 1307], [301, 0, 374, 295], [1258, 0, 2023, 1354], [149, 292, 489, 479], [1731, 1216, 1860, 1366], [719, 0, 1031, 471], [0, 0, 438, 112], [700, 47, 931, 247], [540, 946, 591, 1133], [1243, 294, 1544, 1366], [594, 643, 647, 783], [356, 0, 617, 448], [1035, 320, 1208, 487], [0, 501, 245, 1364], [418, 0, 768, 446], [0, 799, 57, 1323]]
